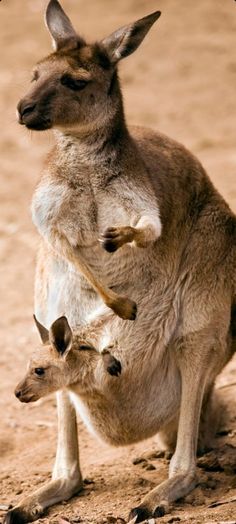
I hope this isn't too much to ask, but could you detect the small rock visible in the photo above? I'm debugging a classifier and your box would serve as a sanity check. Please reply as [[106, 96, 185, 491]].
[[134, 477, 152, 487], [200, 474, 218, 490], [142, 450, 165, 460], [164, 451, 172, 460], [218, 444, 236, 473], [143, 463, 156, 471], [83, 477, 95, 485], [132, 457, 147, 465], [197, 452, 221, 472], [197, 444, 236, 474], [106, 517, 125, 524], [185, 486, 206, 506], [0, 505, 10, 511]]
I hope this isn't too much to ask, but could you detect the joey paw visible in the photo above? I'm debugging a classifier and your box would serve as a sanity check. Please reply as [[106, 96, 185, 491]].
[[103, 353, 122, 376], [107, 358, 122, 377]]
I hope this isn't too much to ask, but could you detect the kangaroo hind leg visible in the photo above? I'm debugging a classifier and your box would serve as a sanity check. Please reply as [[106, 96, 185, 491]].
[[5, 391, 82, 524], [129, 329, 225, 522]]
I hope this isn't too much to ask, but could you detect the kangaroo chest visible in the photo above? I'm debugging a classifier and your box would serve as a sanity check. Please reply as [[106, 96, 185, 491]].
[[32, 178, 97, 246], [32, 173, 133, 243], [32, 174, 144, 326]]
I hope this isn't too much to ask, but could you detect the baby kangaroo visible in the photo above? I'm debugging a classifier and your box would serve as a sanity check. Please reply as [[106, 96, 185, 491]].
[[15, 315, 122, 406]]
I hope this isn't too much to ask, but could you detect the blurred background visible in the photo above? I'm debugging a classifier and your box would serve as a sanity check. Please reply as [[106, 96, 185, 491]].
[[0, 1, 236, 523]]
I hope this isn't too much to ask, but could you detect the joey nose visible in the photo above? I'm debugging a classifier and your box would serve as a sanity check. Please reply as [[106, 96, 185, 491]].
[[17, 100, 36, 123], [15, 389, 22, 399]]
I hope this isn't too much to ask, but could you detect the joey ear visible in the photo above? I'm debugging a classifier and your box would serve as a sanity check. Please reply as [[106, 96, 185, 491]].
[[49, 316, 73, 357], [45, 0, 84, 51], [33, 315, 49, 345], [101, 11, 161, 64]]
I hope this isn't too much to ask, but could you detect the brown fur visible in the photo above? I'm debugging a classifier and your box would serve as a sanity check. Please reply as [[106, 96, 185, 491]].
[[6, 1, 236, 523], [15, 316, 121, 403]]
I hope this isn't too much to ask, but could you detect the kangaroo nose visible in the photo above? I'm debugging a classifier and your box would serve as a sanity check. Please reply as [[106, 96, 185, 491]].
[[15, 389, 22, 399], [21, 103, 36, 117], [17, 100, 36, 122]]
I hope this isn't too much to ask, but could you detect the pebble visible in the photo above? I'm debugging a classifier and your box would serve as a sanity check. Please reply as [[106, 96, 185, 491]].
[[197, 444, 236, 474], [83, 477, 95, 485], [143, 463, 156, 471], [132, 457, 147, 465], [185, 486, 206, 506], [0, 505, 10, 511]]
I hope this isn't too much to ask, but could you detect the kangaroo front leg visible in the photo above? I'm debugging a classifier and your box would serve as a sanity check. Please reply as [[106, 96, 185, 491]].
[[51, 233, 137, 321], [101, 215, 162, 253], [5, 391, 82, 524], [129, 340, 209, 523]]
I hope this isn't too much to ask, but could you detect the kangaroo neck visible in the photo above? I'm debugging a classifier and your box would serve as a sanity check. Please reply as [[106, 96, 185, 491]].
[[54, 101, 134, 176]]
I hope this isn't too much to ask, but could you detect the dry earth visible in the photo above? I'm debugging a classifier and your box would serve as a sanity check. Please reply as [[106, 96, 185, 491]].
[[0, 1, 236, 523]]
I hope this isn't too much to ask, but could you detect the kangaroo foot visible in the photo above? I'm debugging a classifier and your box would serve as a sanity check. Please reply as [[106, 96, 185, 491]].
[[128, 501, 168, 522], [4, 505, 43, 524]]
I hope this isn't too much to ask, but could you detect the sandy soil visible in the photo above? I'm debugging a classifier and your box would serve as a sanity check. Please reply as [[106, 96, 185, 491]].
[[0, 1, 236, 523]]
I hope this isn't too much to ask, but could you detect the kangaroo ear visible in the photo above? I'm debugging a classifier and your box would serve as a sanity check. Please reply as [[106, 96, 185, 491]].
[[33, 315, 49, 345], [45, 0, 84, 51], [101, 11, 161, 64], [49, 316, 73, 357]]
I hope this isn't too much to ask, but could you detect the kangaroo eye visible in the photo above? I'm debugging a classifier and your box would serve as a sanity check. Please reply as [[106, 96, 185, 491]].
[[34, 367, 45, 376], [61, 75, 88, 91]]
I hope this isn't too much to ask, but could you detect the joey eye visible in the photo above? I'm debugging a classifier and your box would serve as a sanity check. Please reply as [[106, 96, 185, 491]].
[[60, 75, 88, 91], [34, 367, 45, 376], [79, 344, 93, 351]]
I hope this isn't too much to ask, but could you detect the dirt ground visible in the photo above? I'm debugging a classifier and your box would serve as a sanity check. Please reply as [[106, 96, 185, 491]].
[[0, 1, 236, 523]]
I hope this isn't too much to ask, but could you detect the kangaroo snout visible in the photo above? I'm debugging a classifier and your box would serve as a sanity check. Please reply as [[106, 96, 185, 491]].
[[15, 387, 22, 399], [17, 99, 36, 125], [14, 379, 39, 403], [17, 97, 52, 131]]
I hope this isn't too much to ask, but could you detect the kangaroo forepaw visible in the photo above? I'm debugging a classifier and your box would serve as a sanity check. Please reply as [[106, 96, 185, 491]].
[[100, 226, 135, 253], [109, 296, 137, 320]]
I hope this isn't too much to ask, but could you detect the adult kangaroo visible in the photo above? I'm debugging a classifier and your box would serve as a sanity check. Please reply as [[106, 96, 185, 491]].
[[7, 0, 236, 522]]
